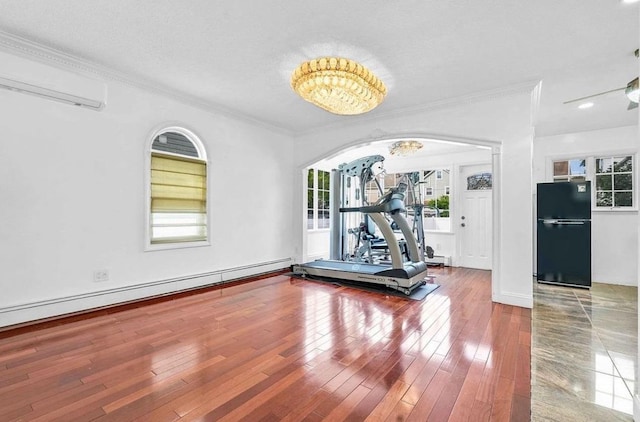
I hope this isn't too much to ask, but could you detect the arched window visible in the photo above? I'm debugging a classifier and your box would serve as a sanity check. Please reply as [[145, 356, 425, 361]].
[[148, 127, 208, 246]]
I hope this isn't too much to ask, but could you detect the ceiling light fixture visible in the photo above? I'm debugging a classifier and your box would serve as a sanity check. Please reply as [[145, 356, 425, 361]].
[[389, 140, 423, 156], [624, 78, 640, 104], [622, 0, 640, 4], [578, 102, 594, 109], [291, 57, 387, 115], [625, 78, 639, 103], [626, 49, 640, 104]]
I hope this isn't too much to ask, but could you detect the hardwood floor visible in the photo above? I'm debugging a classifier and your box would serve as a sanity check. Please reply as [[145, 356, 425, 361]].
[[0, 267, 530, 421]]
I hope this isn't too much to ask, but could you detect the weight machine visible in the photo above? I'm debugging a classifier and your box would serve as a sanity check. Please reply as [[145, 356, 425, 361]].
[[294, 155, 429, 295]]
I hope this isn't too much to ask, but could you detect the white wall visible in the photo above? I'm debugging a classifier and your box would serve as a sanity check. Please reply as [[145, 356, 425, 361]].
[[294, 88, 537, 308], [0, 52, 295, 327], [637, 123, 640, 418], [534, 125, 638, 286], [306, 229, 331, 261]]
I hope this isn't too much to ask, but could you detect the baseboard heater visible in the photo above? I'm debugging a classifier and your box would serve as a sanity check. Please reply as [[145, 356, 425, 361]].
[[425, 255, 450, 267], [0, 257, 292, 328]]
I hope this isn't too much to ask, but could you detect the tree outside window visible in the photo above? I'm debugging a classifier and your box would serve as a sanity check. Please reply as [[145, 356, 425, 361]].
[[595, 156, 633, 207], [426, 195, 450, 217]]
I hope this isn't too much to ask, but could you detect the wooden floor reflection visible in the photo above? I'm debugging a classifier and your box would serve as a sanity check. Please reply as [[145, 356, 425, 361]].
[[0, 267, 530, 421]]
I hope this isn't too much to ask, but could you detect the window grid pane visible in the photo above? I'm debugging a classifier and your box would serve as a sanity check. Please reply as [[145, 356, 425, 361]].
[[420, 169, 452, 229], [553, 158, 585, 182], [317, 170, 330, 229], [554, 161, 569, 176], [467, 173, 492, 190], [307, 169, 331, 230], [307, 169, 315, 229], [595, 155, 633, 208]]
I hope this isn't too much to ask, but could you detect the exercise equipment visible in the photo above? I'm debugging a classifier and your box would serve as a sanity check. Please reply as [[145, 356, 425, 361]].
[[348, 215, 409, 264], [294, 155, 429, 295]]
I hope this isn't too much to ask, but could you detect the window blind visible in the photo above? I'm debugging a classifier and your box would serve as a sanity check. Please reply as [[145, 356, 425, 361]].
[[150, 153, 207, 243]]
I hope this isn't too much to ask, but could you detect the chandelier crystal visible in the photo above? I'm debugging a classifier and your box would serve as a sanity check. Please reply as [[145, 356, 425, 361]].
[[389, 140, 423, 156], [291, 57, 387, 115]]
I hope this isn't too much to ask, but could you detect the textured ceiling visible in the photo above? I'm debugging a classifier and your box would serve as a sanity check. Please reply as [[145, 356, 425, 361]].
[[0, 0, 637, 136]]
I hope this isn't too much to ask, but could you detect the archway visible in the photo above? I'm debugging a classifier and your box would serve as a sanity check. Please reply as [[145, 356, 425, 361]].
[[298, 133, 502, 300]]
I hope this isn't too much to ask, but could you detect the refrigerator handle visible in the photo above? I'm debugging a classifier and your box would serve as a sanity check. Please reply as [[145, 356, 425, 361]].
[[542, 219, 585, 226]]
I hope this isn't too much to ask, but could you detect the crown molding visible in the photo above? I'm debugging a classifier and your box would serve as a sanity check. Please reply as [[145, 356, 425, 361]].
[[295, 80, 541, 137], [0, 29, 540, 139], [0, 30, 293, 136]]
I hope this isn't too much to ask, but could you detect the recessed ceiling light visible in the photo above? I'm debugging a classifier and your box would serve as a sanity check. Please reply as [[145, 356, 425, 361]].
[[622, 0, 639, 4], [578, 102, 594, 109]]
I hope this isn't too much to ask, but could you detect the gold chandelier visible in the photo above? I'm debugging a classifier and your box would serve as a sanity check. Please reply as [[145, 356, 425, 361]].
[[389, 140, 423, 156], [290, 57, 387, 115]]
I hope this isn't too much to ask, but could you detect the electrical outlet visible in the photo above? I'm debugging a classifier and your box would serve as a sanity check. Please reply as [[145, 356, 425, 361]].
[[93, 270, 109, 282]]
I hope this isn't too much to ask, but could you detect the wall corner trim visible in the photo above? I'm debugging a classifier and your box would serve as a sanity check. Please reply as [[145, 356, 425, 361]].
[[492, 292, 533, 309]]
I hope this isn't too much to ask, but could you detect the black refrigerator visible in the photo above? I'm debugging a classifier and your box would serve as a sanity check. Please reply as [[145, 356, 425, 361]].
[[536, 181, 591, 288]]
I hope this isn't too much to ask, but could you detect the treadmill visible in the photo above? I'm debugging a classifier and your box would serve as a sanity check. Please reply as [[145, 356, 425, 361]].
[[293, 155, 428, 295]]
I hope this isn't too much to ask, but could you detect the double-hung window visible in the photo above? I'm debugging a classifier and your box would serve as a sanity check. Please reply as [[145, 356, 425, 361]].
[[553, 158, 586, 182], [551, 155, 635, 209], [424, 169, 451, 219], [595, 155, 633, 208], [382, 169, 452, 231]]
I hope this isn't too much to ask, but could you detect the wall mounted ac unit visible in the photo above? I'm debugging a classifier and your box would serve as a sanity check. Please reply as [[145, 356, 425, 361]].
[[0, 76, 105, 110], [0, 50, 107, 111]]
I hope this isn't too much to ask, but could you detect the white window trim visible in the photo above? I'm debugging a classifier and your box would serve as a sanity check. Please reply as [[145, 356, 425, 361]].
[[545, 153, 637, 212], [593, 154, 636, 211], [550, 157, 587, 182], [307, 168, 331, 232], [144, 125, 211, 251], [421, 167, 454, 234]]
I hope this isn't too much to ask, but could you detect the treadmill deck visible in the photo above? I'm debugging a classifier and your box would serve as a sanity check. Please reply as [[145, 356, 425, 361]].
[[293, 259, 428, 295]]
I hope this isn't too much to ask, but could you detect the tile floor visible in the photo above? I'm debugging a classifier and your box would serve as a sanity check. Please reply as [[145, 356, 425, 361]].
[[532, 281, 637, 421]]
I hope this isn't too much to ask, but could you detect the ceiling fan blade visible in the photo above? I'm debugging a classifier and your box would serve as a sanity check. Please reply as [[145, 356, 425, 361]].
[[628, 101, 638, 110], [563, 87, 625, 104]]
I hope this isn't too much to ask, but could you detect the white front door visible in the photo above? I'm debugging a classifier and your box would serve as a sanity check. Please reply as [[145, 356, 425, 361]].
[[459, 165, 492, 270]]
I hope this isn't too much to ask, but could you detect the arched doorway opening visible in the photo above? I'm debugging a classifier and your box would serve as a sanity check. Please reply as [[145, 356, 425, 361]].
[[299, 133, 502, 298]]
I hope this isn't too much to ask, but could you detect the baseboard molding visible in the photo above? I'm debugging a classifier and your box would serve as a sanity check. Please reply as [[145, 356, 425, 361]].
[[0, 258, 292, 328], [492, 291, 533, 309], [306, 254, 328, 262], [594, 279, 638, 287], [425, 255, 451, 267]]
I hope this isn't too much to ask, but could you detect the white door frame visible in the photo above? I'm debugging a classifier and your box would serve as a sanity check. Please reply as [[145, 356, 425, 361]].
[[458, 163, 493, 270], [491, 145, 501, 302]]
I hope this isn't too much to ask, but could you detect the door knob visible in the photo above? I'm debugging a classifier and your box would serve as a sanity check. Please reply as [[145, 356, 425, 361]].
[[461, 223, 466, 227], [461, 216, 466, 220]]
